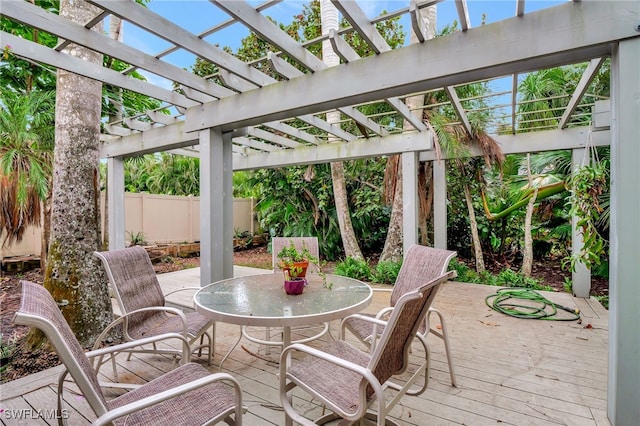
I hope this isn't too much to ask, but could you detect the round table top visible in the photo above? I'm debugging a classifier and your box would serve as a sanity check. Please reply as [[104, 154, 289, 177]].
[[194, 273, 372, 327]]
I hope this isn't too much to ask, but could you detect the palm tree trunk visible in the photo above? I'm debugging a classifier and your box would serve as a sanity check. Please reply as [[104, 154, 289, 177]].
[[321, 0, 363, 259], [40, 0, 111, 349], [380, 167, 404, 263], [463, 182, 485, 272], [380, 5, 436, 261], [521, 154, 538, 276], [331, 161, 363, 259]]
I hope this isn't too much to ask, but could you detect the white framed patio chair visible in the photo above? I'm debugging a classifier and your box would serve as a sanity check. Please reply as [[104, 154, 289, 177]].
[[341, 245, 458, 389], [280, 246, 457, 425], [94, 246, 214, 375], [242, 237, 330, 355], [13, 281, 243, 426]]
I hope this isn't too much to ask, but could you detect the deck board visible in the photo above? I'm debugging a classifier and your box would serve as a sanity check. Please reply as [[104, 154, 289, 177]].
[[1, 267, 610, 426]]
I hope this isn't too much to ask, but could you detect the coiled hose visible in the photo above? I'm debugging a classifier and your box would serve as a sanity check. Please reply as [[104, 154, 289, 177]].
[[485, 287, 581, 321]]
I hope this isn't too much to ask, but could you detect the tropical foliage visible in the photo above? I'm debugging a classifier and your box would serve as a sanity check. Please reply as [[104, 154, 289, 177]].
[[0, 90, 55, 246]]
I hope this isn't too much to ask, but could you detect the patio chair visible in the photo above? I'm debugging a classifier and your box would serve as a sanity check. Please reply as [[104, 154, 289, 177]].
[[13, 281, 243, 426], [341, 245, 459, 389], [280, 245, 457, 426], [244, 237, 329, 355], [94, 246, 214, 374]]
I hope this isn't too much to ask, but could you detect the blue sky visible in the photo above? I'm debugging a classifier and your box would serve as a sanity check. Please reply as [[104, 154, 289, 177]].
[[122, 0, 566, 91]]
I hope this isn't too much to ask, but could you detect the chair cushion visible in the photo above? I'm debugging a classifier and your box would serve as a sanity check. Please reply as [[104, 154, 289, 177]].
[[108, 363, 235, 425], [128, 311, 211, 340], [288, 340, 371, 413]]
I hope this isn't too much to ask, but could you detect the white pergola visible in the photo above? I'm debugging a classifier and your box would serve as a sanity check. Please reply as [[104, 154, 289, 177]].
[[2, 1, 638, 423]]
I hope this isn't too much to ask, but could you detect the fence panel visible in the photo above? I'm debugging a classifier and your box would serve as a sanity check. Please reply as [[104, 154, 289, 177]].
[[1, 194, 257, 259]]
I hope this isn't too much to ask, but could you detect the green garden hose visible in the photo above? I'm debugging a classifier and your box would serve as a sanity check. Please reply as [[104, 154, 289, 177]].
[[485, 287, 581, 321]]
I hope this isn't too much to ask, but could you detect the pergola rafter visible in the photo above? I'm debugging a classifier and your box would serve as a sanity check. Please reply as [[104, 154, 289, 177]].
[[2, 2, 638, 424]]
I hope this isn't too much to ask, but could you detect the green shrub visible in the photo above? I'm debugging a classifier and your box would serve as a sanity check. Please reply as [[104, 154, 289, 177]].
[[595, 295, 609, 310], [449, 259, 481, 283], [372, 260, 402, 285], [0, 334, 16, 375], [495, 268, 552, 291], [333, 257, 373, 282], [448, 259, 552, 291]]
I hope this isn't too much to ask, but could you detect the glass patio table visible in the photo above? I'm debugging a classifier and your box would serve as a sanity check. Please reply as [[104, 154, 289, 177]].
[[194, 273, 372, 365]]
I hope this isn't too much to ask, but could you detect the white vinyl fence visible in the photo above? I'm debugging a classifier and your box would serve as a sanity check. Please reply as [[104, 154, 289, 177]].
[[1, 193, 258, 260]]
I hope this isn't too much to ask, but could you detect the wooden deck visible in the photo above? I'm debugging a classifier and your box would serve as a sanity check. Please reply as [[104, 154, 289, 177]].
[[1, 267, 610, 425]]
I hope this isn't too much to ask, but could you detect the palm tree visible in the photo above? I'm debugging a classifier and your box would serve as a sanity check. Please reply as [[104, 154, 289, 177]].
[[42, 0, 112, 348], [0, 90, 54, 249], [320, 0, 364, 260]]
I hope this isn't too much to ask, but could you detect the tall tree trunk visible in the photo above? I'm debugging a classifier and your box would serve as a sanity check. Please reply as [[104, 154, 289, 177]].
[[521, 154, 538, 276], [419, 161, 433, 245], [380, 164, 404, 262], [321, 0, 363, 259], [40, 0, 111, 348], [380, 5, 436, 262], [463, 182, 485, 272]]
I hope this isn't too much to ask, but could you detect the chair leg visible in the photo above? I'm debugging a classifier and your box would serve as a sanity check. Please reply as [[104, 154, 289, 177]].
[[265, 326, 271, 355], [198, 334, 204, 357], [220, 325, 243, 368], [111, 353, 119, 382], [208, 323, 215, 365], [428, 308, 457, 387]]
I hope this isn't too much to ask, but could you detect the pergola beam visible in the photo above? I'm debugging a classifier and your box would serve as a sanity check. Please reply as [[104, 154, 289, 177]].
[[246, 127, 304, 149], [444, 86, 473, 135], [212, 0, 323, 73], [101, 121, 199, 158], [330, 0, 391, 54], [327, 29, 427, 132], [418, 127, 610, 161], [87, 0, 275, 88], [186, 1, 636, 132], [263, 121, 321, 145], [215, 0, 386, 137], [455, 0, 471, 31], [146, 110, 179, 126], [233, 131, 433, 171], [2, 32, 199, 109], [558, 57, 606, 129], [3, 0, 234, 100]]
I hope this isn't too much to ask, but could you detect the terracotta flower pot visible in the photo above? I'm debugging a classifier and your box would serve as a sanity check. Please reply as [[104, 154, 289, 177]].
[[284, 278, 306, 295], [280, 260, 310, 278]]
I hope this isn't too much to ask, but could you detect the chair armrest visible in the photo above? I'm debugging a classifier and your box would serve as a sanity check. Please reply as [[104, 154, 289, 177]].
[[374, 307, 393, 320], [87, 332, 191, 360], [92, 306, 189, 351], [163, 286, 201, 297], [164, 287, 202, 310], [120, 306, 189, 334], [93, 371, 243, 426], [339, 314, 389, 349], [282, 343, 369, 376]]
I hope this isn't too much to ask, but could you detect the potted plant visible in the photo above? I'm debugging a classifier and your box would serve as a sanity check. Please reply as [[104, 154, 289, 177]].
[[276, 240, 332, 290], [283, 265, 306, 295], [276, 241, 319, 278]]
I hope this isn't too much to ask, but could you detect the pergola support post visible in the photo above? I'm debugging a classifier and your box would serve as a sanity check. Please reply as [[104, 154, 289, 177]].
[[200, 128, 234, 286], [608, 37, 640, 426], [570, 147, 591, 297], [107, 157, 125, 250], [433, 160, 447, 249], [402, 151, 419, 255]]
